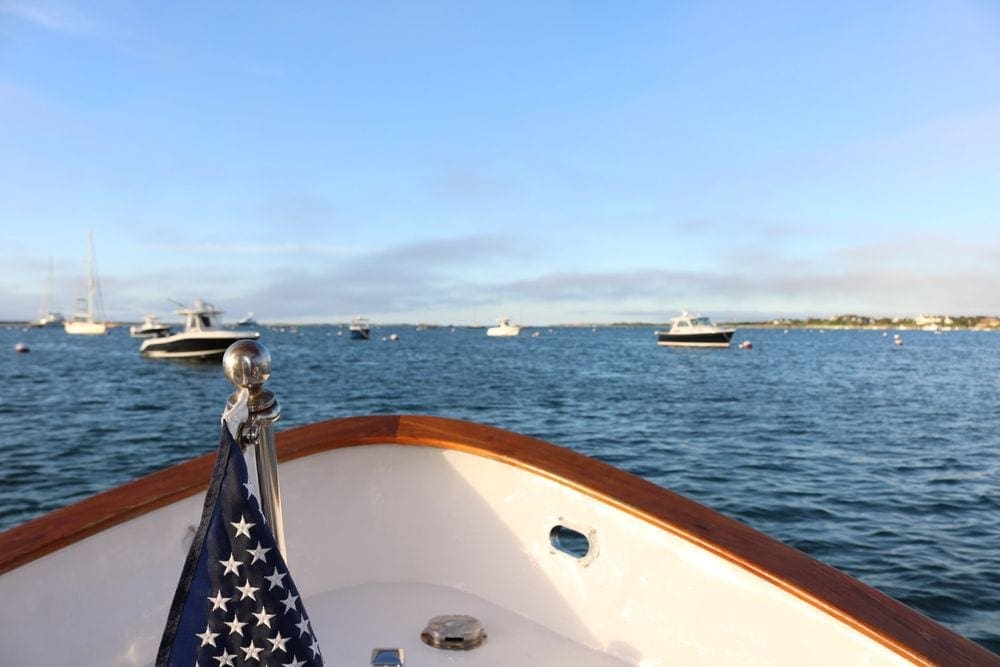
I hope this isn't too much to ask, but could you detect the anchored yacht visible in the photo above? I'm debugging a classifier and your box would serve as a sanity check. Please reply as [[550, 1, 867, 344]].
[[486, 316, 520, 337], [349, 316, 371, 340], [64, 232, 107, 335], [139, 299, 257, 360], [655, 311, 735, 348], [130, 313, 173, 338]]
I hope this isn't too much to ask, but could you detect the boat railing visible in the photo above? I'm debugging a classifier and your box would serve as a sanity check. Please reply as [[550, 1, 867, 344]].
[[222, 340, 286, 559]]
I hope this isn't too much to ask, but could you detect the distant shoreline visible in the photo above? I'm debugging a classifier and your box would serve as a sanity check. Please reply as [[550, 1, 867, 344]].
[[722, 314, 1000, 331], [5, 317, 999, 331]]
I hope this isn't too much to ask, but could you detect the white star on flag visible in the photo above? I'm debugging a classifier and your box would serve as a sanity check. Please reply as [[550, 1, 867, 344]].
[[253, 607, 275, 629], [281, 592, 299, 614], [196, 625, 219, 648], [213, 648, 236, 666], [207, 591, 230, 612], [248, 541, 271, 564], [236, 579, 260, 601], [265, 568, 287, 590], [218, 554, 241, 576], [231, 515, 255, 539], [240, 641, 264, 661], [268, 631, 290, 653], [224, 614, 247, 637]]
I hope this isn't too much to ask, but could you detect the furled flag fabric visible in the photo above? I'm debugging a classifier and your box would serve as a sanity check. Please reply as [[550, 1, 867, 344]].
[[157, 419, 323, 666]]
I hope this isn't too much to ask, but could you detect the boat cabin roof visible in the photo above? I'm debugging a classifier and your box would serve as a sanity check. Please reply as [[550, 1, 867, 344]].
[[670, 312, 715, 328], [174, 299, 223, 331]]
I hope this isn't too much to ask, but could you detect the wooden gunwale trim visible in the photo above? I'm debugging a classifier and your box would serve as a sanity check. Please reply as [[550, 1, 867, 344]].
[[0, 454, 216, 575], [1, 414, 996, 665]]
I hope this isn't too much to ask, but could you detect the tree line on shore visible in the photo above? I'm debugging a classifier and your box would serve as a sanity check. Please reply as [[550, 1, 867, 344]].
[[731, 314, 1000, 329]]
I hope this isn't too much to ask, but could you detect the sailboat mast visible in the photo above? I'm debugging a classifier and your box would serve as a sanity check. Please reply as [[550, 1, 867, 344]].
[[86, 232, 95, 320], [44, 257, 53, 315]]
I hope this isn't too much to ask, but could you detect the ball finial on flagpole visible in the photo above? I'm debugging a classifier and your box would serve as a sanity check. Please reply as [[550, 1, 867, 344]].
[[223, 338, 271, 390]]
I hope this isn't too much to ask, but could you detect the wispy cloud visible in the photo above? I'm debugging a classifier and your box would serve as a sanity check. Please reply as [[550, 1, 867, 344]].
[[11, 227, 1000, 323], [833, 234, 1000, 270], [0, 0, 100, 36], [498, 269, 727, 303], [237, 234, 528, 319], [196, 229, 1000, 321], [369, 234, 523, 268], [860, 107, 1000, 171], [146, 242, 366, 257]]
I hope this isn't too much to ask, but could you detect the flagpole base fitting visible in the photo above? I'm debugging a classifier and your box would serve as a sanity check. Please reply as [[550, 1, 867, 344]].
[[371, 647, 405, 666]]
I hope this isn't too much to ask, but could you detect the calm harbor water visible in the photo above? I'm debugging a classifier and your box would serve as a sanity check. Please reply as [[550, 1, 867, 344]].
[[1, 324, 998, 653]]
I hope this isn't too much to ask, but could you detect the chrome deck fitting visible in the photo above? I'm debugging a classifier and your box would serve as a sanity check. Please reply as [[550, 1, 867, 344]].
[[370, 648, 404, 666], [421, 614, 487, 650]]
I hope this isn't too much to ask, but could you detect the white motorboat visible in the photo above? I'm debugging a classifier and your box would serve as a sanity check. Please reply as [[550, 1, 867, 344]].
[[486, 316, 520, 337], [130, 313, 173, 338], [349, 316, 371, 340], [32, 311, 65, 328], [655, 311, 734, 348], [139, 299, 258, 360], [64, 232, 108, 336], [0, 341, 995, 666], [237, 312, 258, 326]]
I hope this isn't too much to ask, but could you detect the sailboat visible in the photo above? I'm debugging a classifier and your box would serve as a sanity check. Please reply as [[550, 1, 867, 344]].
[[30, 257, 65, 328], [64, 232, 108, 335]]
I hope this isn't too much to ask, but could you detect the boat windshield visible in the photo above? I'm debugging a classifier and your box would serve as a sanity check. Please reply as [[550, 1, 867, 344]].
[[691, 317, 713, 326]]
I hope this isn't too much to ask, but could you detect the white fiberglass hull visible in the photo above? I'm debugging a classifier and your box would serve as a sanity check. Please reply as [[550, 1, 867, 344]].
[[64, 320, 108, 335], [656, 339, 732, 348], [139, 330, 259, 360], [0, 417, 994, 666], [486, 326, 520, 337]]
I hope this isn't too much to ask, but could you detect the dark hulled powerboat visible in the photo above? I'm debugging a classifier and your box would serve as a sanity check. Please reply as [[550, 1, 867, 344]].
[[129, 313, 173, 338], [349, 315, 371, 340], [139, 299, 258, 360], [655, 311, 735, 348]]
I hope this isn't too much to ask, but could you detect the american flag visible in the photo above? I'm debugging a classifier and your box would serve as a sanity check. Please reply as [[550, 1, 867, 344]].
[[157, 424, 323, 666]]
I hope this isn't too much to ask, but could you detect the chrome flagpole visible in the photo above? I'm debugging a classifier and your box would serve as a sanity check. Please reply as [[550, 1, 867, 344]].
[[222, 340, 286, 559]]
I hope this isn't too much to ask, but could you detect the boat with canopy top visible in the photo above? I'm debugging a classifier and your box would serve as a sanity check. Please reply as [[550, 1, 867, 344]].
[[130, 313, 173, 338], [486, 316, 520, 337], [349, 316, 371, 340], [139, 299, 258, 361]]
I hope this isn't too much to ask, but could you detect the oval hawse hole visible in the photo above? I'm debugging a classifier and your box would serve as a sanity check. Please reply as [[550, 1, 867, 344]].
[[549, 524, 592, 559]]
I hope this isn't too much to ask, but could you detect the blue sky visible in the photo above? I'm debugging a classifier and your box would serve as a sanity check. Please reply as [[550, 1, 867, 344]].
[[2, 1, 999, 325]]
